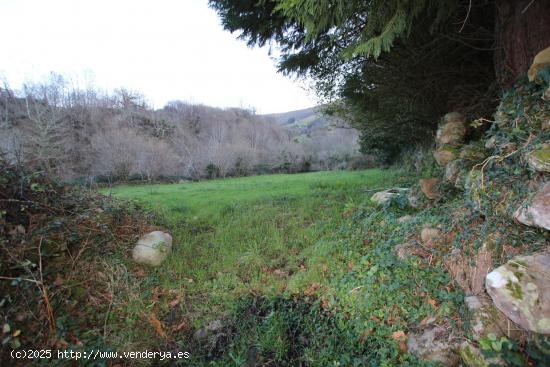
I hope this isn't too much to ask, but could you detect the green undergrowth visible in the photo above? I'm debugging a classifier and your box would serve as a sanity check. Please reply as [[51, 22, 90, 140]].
[[189, 198, 466, 366]]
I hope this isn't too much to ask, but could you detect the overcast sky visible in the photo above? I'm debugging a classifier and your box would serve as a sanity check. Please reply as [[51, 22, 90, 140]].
[[0, 0, 316, 113]]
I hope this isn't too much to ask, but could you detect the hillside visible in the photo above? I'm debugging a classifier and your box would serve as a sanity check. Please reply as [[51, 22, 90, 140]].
[[263, 106, 335, 132]]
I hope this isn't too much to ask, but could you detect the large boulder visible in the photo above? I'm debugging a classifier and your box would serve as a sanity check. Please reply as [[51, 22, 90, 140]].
[[132, 231, 173, 266], [407, 326, 460, 366], [514, 182, 550, 230], [528, 46, 550, 83], [485, 252, 550, 334], [436, 112, 467, 147], [527, 146, 550, 173], [419, 178, 440, 200]]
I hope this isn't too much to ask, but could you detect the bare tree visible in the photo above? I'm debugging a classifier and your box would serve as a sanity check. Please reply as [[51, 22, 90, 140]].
[[0, 75, 365, 182]]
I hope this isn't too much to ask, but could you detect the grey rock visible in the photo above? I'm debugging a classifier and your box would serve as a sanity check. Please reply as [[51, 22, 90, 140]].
[[445, 159, 463, 184], [514, 182, 550, 230], [407, 191, 421, 209], [486, 252, 550, 334], [193, 319, 224, 341], [370, 188, 407, 206], [465, 295, 511, 341], [485, 136, 497, 150], [407, 326, 460, 366]]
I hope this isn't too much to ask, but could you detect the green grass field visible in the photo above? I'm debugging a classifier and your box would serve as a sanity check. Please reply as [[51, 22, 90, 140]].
[[104, 170, 400, 315], [104, 169, 461, 365]]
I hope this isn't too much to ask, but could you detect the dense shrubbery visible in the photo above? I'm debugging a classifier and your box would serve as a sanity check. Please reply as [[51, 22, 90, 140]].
[[0, 157, 159, 361]]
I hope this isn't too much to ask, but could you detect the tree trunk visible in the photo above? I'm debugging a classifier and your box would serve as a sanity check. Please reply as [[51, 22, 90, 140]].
[[494, 0, 550, 86]]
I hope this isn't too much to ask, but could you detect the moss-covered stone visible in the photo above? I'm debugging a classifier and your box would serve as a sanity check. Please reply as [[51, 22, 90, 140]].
[[460, 342, 489, 367], [528, 47, 550, 83], [434, 145, 461, 167], [527, 147, 550, 173], [436, 112, 467, 147], [460, 342, 504, 367], [464, 295, 519, 342], [460, 143, 488, 163], [464, 169, 483, 210]]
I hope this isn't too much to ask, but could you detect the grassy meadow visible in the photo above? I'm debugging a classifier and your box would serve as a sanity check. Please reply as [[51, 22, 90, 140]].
[[103, 169, 462, 365], [104, 170, 399, 315]]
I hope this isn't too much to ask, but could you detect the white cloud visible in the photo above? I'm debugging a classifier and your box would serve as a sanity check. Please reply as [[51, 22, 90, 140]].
[[0, 0, 317, 113]]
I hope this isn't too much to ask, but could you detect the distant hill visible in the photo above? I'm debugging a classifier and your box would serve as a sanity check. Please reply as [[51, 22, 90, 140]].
[[263, 106, 359, 153], [263, 106, 334, 133]]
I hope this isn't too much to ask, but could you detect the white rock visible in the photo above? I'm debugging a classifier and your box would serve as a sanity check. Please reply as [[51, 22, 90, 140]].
[[132, 231, 173, 266]]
